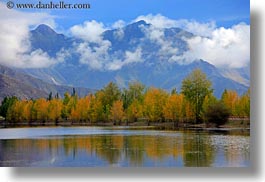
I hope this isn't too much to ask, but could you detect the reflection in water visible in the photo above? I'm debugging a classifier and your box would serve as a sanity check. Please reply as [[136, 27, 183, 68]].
[[0, 128, 250, 167], [183, 132, 215, 167]]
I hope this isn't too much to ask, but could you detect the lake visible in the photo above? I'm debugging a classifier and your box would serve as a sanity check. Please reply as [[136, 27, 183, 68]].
[[0, 127, 250, 167]]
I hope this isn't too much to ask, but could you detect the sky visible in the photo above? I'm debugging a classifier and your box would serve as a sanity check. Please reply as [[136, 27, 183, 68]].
[[4, 0, 250, 29], [0, 0, 250, 69], [67, 0, 250, 28]]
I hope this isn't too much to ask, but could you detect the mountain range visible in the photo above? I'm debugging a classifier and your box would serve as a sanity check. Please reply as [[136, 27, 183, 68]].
[[0, 21, 249, 100], [0, 64, 94, 101]]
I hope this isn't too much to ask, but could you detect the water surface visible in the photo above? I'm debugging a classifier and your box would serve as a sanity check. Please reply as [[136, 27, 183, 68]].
[[0, 127, 250, 167]]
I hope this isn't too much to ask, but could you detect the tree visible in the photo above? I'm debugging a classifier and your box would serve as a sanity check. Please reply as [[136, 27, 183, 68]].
[[127, 100, 143, 123], [32, 98, 49, 123], [181, 69, 213, 123], [110, 100, 124, 125], [70, 96, 91, 122], [0, 96, 18, 118], [88, 94, 104, 123], [143, 88, 168, 124], [221, 89, 238, 116], [47, 92, 53, 101], [202, 94, 217, 121], [21, 100, 33, 122], [163, 93, 184, 127], [204, 101, 230, 127], [48, 99, 63, 123], [239, 89, 250, 117], [234, 88, 250, 118], [183, 100, 196, 122], [122, 81, 145, 109], [98, 82, 121, 120], [61, 92, 74, 120]]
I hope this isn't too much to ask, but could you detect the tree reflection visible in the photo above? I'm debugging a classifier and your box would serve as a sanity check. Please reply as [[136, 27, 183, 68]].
[[182, 131, 215, 167], [0, 130, 249, 167]]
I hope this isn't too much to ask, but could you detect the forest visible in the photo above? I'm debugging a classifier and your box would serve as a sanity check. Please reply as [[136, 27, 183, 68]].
[[0, 69, 250, 127]]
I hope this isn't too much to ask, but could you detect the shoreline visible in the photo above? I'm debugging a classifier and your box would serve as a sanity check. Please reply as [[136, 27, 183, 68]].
[[0, 119, 250, 130]]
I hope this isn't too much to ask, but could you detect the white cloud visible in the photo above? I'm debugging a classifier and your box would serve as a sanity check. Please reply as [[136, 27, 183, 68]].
[[74, 40, 112, 70], [1, 5, 248, 71], [176, 19, 216, 37], [176, 23, 250, 68], [134, 14, 178, 29], [113, 29, 124, 40], [140, 25, 178, 58], [107, 47, 143, 71], [134, 14, 216, 37], [112, 20, 126, 29], [0, 2, 64, 68], [135, 14, 249, 68], [124, 47, 143, 64], [70, 20, 106, 43]]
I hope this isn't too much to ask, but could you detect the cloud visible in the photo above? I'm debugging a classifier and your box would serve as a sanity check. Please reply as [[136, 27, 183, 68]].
[[175, 23, 250, 68], [75, 40, 112, 70], [71, 19, 144, 71], [134, 14, 216, 37], [135, 14, 249, 68], [113, 29, 125, 40], [75, 38, 143, 71], [1, 5, 248, 71], [107, 47, 143, 71], [112, 20, 126, 29], [0, 2, 65, 68], [70, 20, 106, 43], [140, 25, 178, 58], [73, 14, 249, 70]]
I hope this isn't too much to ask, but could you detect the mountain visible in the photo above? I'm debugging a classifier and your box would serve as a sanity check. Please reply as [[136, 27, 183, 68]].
[[30, 24, 74, 57], [19, 22, 249, 98], [0, 74, 47, 101], [0, 64, 94, 101]]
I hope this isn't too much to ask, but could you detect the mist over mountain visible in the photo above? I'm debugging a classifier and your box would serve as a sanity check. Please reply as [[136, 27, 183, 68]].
[[18, 21, 250, 98]]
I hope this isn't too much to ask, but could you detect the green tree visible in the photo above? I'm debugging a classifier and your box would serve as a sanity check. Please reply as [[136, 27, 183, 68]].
[[0, 96, 18, 119], [98, 82, 121, 120], [202, 94, 217, 121], [181, 69, 213, 123], [61, 92, 71, 120], [47, 92, 53, 101], [204, 101, 230, 127], [122, 81, 145, 110]]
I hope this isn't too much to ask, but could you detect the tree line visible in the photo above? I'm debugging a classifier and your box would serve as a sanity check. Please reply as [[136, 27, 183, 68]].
[[0, 69, 250, 127]]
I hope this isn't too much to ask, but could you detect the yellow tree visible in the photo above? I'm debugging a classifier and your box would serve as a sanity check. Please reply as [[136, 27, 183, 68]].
[[236, 89, 250, 117], [88, 93, 104, 123], [221, 90, 239, 116], [70, 96, 91, 122], [163, 93, 184, 126], [126, 100, 143, 123], [21, 100, 33, 122], [32, 98, 49, 123], [143, 88, 168, 124], [183, 99, 196, 123], [48, 99, 63, 123], [110, 100, 124, 125]]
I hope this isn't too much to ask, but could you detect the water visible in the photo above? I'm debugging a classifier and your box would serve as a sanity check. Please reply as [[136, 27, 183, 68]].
[[0, 127, 250, 167]]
